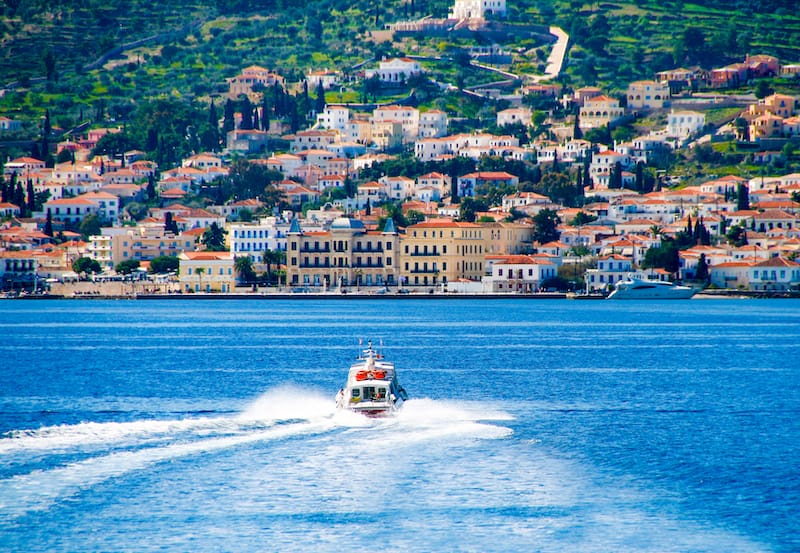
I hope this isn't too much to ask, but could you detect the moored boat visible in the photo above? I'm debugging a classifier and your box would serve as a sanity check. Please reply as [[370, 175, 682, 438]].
[[607, 273, 696, 300], [335, 340, 408, 417]]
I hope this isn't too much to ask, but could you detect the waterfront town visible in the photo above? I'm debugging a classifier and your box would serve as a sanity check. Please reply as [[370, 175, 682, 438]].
[[2, 0, 800, 297]]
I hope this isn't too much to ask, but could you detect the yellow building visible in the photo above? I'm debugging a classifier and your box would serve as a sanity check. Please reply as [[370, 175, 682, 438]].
[[179, 251, 235, 293], [482, 221, 535, 254], [286, 218, 400, 289], [400, 221, 486, 286]]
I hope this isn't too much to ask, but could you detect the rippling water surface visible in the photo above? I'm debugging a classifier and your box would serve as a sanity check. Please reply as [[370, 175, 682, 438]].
[[1, 298, 799, 552]]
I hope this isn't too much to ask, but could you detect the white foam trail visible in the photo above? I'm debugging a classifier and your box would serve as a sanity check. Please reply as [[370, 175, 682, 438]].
[[239, 385, 335, 421], [0, 417, 241, 454], [0, 419, 332, 519]]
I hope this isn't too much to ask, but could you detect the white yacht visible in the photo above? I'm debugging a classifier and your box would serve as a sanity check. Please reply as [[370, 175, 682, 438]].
[[607, 273, 696, 300], [335, 340, 408, 417]]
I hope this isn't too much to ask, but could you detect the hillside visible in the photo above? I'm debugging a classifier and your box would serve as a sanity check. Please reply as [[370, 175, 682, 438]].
[[1, 0, 799, 138]]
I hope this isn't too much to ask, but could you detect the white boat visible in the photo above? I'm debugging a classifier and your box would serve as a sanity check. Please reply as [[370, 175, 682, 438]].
[[607, 273, 696, 300], [335, 340, 408, 417]]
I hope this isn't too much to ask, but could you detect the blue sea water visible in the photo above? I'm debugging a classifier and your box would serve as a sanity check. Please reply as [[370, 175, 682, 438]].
[[0, 298, 799, 552]]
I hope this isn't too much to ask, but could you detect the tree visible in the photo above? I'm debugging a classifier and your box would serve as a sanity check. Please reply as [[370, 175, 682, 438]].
[[726, 224, 748, 247], [754, 80, 774, 100], [315, 80, 326, 114], [202, 222, 227, 251], [536, 172, 578, 206], [72, 256, 102, 275], [25, 179, 35, 216], [569, 211, 597, 226], [116, 259, 141, 275], [695, 253, 709, 282], [164, 211, 179, 234], [222, 99, 236, 134], [262, 249, 285, 284], [737, 183, 750, 211], [533, 208, 561, 245], [149, 255, 180, 274], [44, 209, 54, 237], [79, 214, 102, 238], [234, 255, 256, 284]]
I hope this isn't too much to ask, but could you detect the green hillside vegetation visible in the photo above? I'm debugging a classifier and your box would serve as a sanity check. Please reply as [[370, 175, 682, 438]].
[[1, 0, 799, 171]]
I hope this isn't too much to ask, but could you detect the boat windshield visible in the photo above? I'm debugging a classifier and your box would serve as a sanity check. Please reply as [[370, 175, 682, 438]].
[[354, 386, 388, 401]]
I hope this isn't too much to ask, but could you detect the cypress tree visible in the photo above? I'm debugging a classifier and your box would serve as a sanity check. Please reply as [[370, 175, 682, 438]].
[[685, 214, 693, 236], [635, 161, 644, 192], [253, 108, 260, 131], [14, 181, 25, 209], [26, 179, 35, 215], [315, 80, 326, 114], [0, 174, 6, 203], [223, 99, 236, 133], [240, 97, 253, 130], [737, 183, 750, 211], [44, 209, 54, 237]]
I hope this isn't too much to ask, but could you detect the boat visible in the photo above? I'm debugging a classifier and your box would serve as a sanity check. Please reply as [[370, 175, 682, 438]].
[[606, 273, 696, 300], [335, 340, 408, 417]]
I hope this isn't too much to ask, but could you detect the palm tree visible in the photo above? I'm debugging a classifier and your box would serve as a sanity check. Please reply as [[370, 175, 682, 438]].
[[262, 249, 285, 284], [195, 267, 205, 292], [234, 256, 255, 284], [649, 225, 663, 240]]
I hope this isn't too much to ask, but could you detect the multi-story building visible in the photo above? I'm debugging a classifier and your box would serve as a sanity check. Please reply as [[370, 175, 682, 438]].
[[579, 95, 625, 130], [227, 66, 284, 99], [229, 216, 292, 263], [179, 251, 235, 293], [400, 221, 486, 287], [365, 58, 422, 83], [373, 105, 420, 143], [419, 110, 448, 138], [626, 80, 670, 110], [286, 218, 401, 289], [89, 224, 196, 269]]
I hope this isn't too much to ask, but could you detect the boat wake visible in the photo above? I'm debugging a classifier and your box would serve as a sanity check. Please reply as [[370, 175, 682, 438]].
[[0, 388, 512, 520]]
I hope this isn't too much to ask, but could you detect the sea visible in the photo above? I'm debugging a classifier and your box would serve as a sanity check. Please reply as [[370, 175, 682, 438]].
[[0, 298, 798, 552]]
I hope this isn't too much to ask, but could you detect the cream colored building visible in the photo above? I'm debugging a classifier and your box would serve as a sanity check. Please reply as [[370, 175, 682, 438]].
[[579, 95, 625, 130], [626, 80, 669, 110], [400, 221, 486, 287], [179, 251, 235, 293], [286, 218, 401, 289]]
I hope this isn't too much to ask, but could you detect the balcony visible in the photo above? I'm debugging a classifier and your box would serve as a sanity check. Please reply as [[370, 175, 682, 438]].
[[409, 251, 440, 257], [300, 246, 331, 253]]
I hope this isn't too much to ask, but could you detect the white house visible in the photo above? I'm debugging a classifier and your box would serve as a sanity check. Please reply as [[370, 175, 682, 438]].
[[666, 111, 706, 141], [419, 110, 448, 138], [485, 255, 556, 293], [449, 0, 507, 19], [497, 107, 531, 128], [316, 105, 350, 132], [366, 58, 422, 83]]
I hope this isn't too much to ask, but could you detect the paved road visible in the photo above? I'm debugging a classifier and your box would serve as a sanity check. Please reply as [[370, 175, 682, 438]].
[[531, 26, 569, 83]]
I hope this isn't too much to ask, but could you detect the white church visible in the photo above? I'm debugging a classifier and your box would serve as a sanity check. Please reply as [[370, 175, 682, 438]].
[[449, 0, 507, 19]]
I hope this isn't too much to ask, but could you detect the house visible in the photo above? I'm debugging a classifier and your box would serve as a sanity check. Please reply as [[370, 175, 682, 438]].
[[229, 216, 292, 263], [316, 105, 350, 132], [419, 110, 448, 138], [497, 107, 531, 128], [750, 114, 785, 141], [306, 69, 340, 91], [0, 202, 21, 217], [749, 256, 800, 291], [590, 150, 633, 189], [226, 129, 269, 154], [289, 129, 338, 153], [457, 171, 519, 198], [228, 65, 284, 99], [584, 254, 633, 291], [579, 95, 625, 130], [417, 172, 451, 198], [449, 0, 507, 19], [626, 80, 669, 110], [0, 116, 22, 132], [666, 111, 706, 141], [0, 250, 38, 290], [372, 105, 420, 143], [485, 255, 557, 292], [179, 251, 235, 292], [366, 58, 423, 83]]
